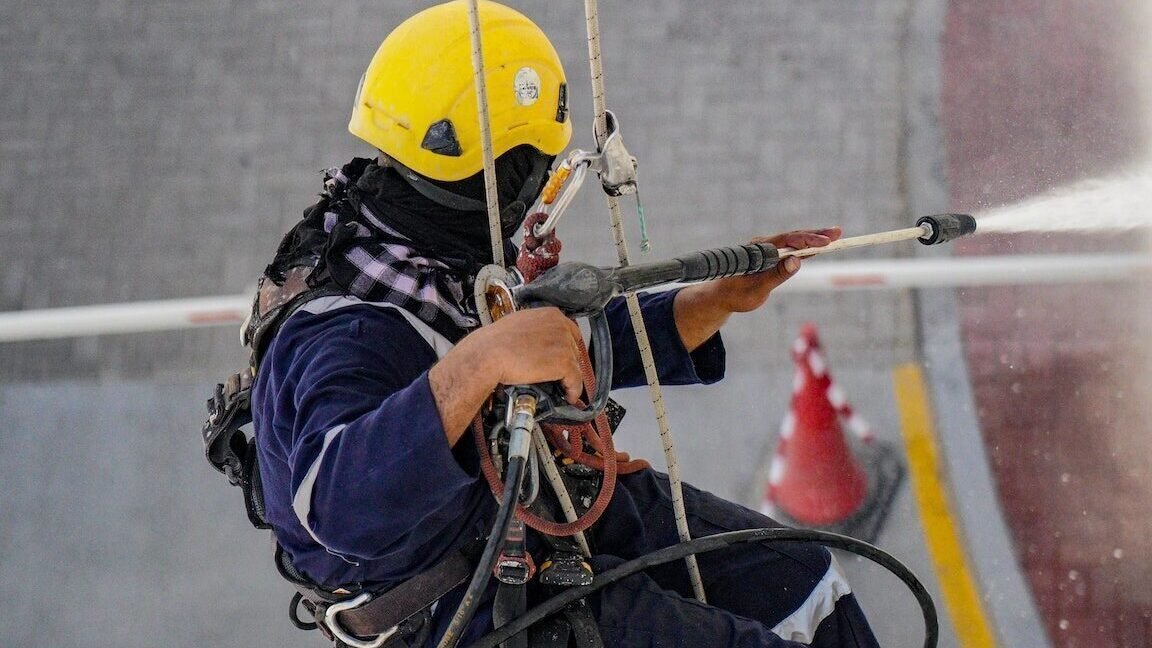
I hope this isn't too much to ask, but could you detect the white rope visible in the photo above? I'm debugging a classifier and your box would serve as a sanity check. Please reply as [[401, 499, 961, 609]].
[[465, 0, 504, 268], [5, 255, 1147, 342], [532, 427, 592, 557], [582, 0, 707, 603]]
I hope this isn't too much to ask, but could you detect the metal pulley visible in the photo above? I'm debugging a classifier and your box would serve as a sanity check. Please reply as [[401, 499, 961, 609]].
[[473, 265, 520, 326]]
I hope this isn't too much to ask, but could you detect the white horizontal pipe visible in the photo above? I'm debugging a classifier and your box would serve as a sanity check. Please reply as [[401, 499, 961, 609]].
[[773, 253, 1151, 292], [0, 255, 1147, 342], [0, 295, 251, 342]]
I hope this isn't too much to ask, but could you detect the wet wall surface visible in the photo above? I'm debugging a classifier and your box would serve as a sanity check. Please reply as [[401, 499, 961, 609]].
[[943, 1, 1152, 644]]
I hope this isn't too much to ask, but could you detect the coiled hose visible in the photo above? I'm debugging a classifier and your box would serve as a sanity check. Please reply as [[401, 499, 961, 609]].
[[469, 527, 939, 648]]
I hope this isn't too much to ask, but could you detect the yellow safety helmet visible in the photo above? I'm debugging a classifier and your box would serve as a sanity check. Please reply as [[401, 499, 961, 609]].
[[349, 0, 572, 183]]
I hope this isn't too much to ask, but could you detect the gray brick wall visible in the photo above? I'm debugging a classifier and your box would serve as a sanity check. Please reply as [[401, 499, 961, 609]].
[[0, 0, 918, 383]]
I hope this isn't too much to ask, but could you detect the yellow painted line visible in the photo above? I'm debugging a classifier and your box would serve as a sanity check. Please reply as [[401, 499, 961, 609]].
[[893, 363, 998, 648]]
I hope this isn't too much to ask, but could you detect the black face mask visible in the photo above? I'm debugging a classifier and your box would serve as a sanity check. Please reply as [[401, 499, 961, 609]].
[[430, 145, 555, 237], [356, 145, 554, 272]]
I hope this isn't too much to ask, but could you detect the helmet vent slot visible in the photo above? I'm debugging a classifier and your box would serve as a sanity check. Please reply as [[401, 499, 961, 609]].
[[421, 119, 463, 156], [555, 83, 568, 123]]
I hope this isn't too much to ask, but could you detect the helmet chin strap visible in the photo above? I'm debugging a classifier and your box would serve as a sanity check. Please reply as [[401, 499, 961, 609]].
[[385, 152, 553, 240]]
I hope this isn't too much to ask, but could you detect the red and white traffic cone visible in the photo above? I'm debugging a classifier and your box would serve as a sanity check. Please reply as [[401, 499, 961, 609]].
[[761, 323, 903, 542]]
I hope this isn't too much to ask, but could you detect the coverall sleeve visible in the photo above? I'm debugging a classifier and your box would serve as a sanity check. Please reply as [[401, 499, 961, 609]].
[[606, 288, 726, 389], [277, 307, 485, 568]]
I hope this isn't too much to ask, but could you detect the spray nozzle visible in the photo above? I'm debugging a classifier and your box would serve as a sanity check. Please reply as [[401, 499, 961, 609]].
[[917, 213, 977, 245]]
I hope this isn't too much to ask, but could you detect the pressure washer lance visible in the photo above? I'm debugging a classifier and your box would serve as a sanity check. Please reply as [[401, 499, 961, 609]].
[[513, 214, 976, 317]]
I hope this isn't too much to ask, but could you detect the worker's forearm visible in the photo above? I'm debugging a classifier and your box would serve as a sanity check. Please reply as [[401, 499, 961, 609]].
[[672, 284, 733, 352], [428, 342, 499, 446], [672, 253, 804, 351]]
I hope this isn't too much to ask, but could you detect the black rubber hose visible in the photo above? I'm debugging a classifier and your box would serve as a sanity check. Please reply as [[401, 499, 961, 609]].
[[436, 455, 527, 648], [549, 310, 613, 423], [470, 527, 939, 648]]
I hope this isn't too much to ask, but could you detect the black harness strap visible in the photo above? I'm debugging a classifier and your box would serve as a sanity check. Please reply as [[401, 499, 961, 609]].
[[286, 540, 484, 646], [561, 600, 602, 648], [493, 583, 529, 648], [528, 616, 570, 648]]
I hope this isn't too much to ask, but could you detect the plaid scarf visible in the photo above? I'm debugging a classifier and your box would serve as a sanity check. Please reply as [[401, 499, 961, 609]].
[[260, 159, 487, 343], [320, 160, 484, 341]]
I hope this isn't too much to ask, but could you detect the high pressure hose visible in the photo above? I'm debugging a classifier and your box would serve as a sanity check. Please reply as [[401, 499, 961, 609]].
[[469, 527, 940, 648], [434, 452, 526, 648]]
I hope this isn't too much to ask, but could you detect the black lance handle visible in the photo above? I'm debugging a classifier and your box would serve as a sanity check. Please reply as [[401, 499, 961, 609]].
[[612, 242, 781, 293], [515, 242, 785, 317]]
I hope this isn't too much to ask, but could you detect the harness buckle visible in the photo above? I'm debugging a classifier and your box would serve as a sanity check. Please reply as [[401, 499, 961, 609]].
[[494, 554, 537, 586], [323, 592, 399, 648], [538, 552, 594, 587], [494, 517, 536, 585]]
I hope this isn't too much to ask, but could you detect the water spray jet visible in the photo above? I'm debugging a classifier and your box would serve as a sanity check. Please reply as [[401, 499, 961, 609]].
[[973, 164, 1152, 234]]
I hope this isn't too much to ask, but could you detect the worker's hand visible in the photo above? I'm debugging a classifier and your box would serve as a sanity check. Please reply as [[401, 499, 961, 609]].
[[471, 307, 587, 404], [709, 227, 842, 312], [672, 227, 841, 351], [430, 307, 586, 444]]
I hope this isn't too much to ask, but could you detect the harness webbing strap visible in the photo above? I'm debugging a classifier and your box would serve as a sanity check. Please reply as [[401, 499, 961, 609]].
[[308, 541, 485, 642], [562, 599, 603, 648], [493, 583, 529, 648]]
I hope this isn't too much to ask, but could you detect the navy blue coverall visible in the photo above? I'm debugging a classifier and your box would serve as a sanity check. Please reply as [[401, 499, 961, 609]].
[[252, 289, 879, 647]]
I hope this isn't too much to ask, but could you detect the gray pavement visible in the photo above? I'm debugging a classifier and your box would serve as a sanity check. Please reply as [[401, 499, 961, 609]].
[[2, 1, 961, 646]]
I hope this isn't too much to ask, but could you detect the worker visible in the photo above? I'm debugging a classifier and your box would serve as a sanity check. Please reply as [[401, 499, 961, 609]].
[[247, 1, 879, 646]]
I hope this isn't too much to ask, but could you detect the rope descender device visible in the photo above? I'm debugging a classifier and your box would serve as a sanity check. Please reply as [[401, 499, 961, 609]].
[[532, 111, 646, 248]]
